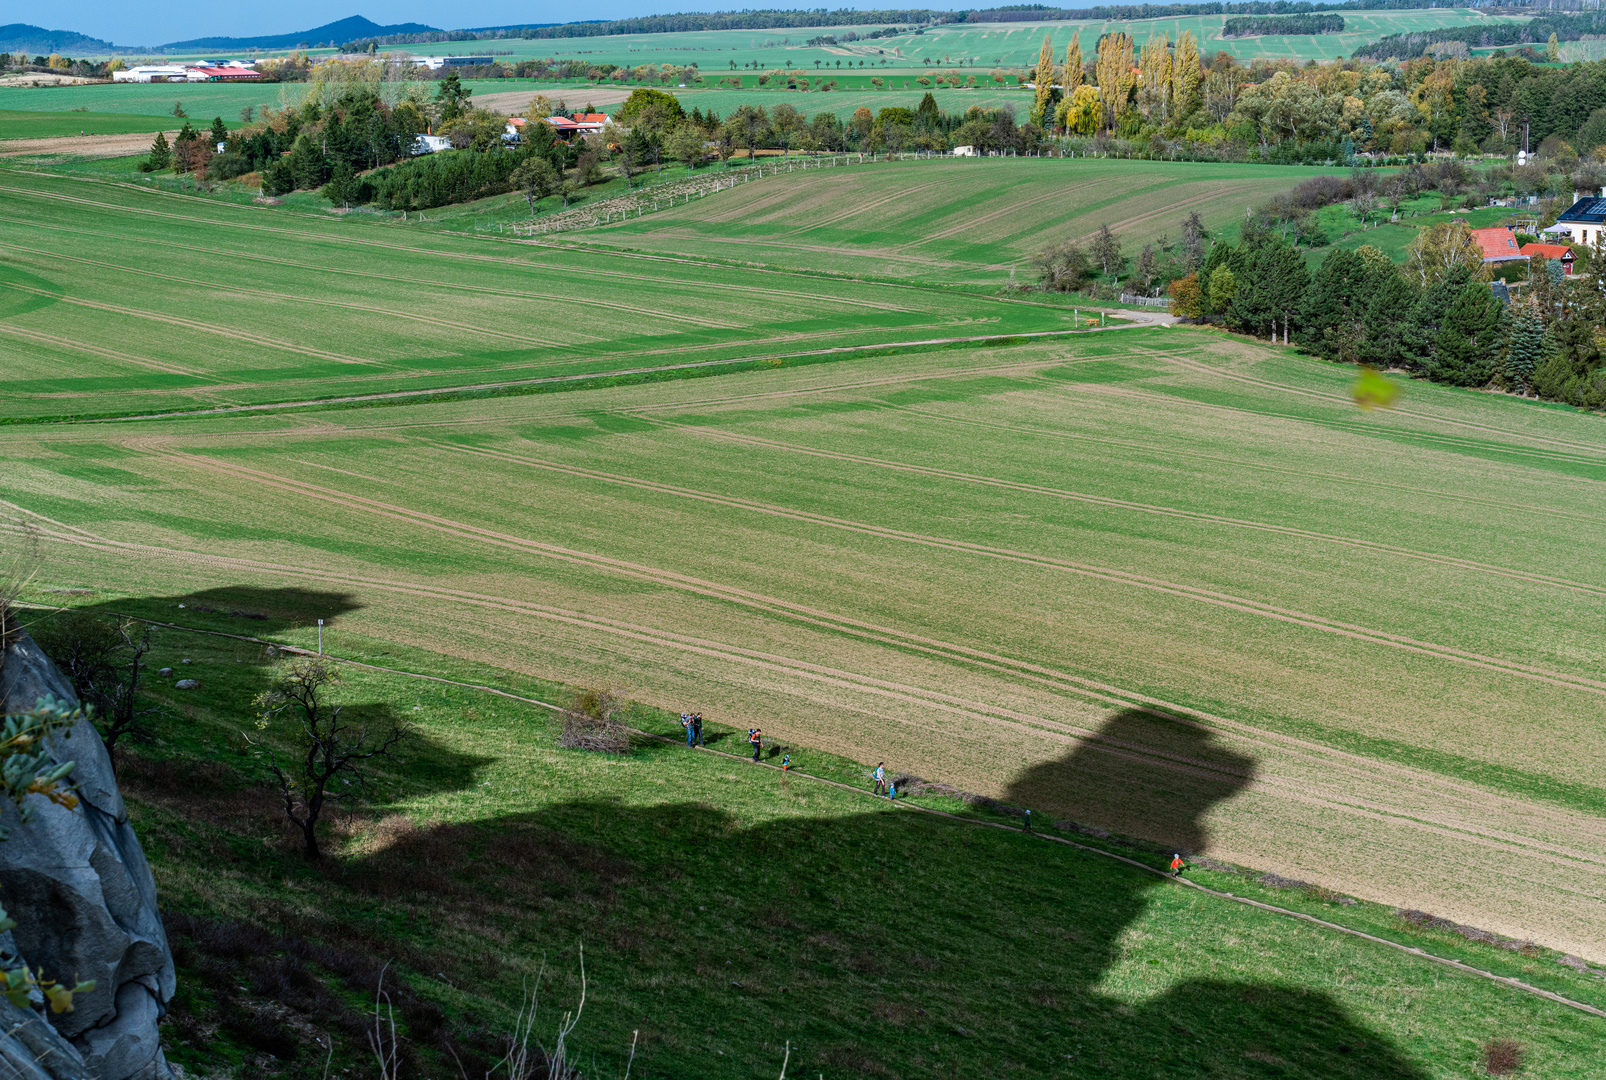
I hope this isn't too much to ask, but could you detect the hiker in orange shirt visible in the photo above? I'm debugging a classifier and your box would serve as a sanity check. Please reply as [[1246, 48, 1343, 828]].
[[1169, 853, 1186, 878]]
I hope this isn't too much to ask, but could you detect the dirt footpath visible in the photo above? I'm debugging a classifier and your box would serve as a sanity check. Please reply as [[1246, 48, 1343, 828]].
[[0, 130, 174, 158]]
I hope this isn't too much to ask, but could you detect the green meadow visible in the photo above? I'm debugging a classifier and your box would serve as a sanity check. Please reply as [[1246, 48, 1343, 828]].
[[0, 165, 1094, 419], [581, 156, 1347, 287], [6, 150, 1606, 1077], [5, 605, 1592, 1079], [0, 108, 186, 138]]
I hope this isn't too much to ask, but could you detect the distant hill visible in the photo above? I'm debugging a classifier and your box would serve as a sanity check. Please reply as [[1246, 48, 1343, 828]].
[[161, 16, 439, 52], [0, 23, 121, 55]]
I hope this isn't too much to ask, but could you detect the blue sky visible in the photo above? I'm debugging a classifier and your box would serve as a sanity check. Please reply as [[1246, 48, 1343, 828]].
[[20, 1, 973, 48]]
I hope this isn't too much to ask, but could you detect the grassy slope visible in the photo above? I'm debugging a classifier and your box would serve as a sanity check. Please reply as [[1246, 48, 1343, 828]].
[[31, 606, 1601, 1079], [5, 325, 1606, 960], [0, 166, 1086, 418], [582, 156, 1347, 286]]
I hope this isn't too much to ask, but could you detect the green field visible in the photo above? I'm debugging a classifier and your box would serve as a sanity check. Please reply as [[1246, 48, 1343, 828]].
[[0, 165, 1098, 419], [575, 156, 1346, 286], [335, 8, 1525, 68], [4, 157, 1606, 966], [0, 108, 186, 139], [0, 78, 1035, 125], [6, 154, 1606, 1074], [10, 608, 1591, 1078]]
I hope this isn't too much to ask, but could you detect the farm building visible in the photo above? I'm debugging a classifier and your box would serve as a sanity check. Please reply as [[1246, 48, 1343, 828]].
[[112, 65, 191, 83], [412, 56, 494, 70], [1519, 242, 1576, 273], [112, 63, 261, 83], [187, 65, 263, 82], [1470, 227, 1526, 267], [543, 114, 608, 141]]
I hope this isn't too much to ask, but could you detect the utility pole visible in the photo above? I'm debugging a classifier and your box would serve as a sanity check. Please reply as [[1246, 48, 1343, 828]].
[[317, 619, 324, 654]]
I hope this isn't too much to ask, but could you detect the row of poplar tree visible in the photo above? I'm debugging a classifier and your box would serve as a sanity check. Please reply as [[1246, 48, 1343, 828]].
[[1169, 225, 1606, 408]]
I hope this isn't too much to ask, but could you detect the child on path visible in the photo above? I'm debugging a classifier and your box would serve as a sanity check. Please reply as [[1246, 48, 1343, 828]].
[[873, 762, 886, 796], [748, 728, 763, 762], [781, 752, 790, 772], [1170, 853, 1186, 878], [886, 779, 897, 801]]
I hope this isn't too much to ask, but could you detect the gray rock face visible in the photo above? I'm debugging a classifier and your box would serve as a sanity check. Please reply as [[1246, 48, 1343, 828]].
[[0, 632, 175, 1080]]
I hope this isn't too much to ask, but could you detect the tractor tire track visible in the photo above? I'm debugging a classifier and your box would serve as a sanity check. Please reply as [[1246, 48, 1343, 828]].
[[149, 439, 1606, 698], [632, 419, 1606, 599], [5, 506, 1603, 880]]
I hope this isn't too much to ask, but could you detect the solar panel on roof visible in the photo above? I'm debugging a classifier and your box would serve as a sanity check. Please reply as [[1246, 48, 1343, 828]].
[[1592, 199, 1606, 214]]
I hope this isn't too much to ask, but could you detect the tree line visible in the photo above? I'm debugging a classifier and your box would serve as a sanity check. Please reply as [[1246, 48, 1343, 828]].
[[1163, 221, 1606, 407], [1351, 11, 1606, 60], [1221, 14, 1346, 36], [1018, 36, 1606, 162]]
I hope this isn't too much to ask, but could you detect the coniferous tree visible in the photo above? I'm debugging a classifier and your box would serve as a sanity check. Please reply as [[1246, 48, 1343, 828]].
[[1401, 263, 1472, 368], [1429, 282, 1506, 386], [323, 159, 357, 208], [1532, 309, 1604, 403], [145, 130, 171, 171], [435, 72, 471, 125], [1502, 298, 1547, 396], [208, 116, 228, 148], [1297, 247, 1368, 351], [1360, 270, 1420, 370]]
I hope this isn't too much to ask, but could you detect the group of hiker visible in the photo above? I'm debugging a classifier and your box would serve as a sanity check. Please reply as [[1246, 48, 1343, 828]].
[[676, 712, 1189, 875]]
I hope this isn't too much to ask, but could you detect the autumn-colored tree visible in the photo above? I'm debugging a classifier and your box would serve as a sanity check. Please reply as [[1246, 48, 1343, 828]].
[[1032, 35, 1056, 126], [1404, 221, 1484, 289], [1057, 84, 1101, 135], [1168, 272, 1204, 320], [1137, 33, 1172, 124], [1171, 30, 1202, 119], [1095, 32, 1137, 130], [1063, 31, 1084, 92]]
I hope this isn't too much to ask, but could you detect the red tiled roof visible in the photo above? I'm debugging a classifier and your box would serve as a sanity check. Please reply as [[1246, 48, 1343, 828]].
[[1519, 242, 1574, 260], [191, 66, 262, 79], [576, 113, 607, 123], [1471, 227, 1525, 261]]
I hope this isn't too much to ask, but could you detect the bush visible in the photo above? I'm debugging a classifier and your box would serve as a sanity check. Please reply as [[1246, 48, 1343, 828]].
[[208, 152, 253, 180], [558, 686, 631, 754]]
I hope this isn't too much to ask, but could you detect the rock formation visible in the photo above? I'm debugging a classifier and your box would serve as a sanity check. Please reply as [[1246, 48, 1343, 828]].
[[0, 631, 175, 1080]]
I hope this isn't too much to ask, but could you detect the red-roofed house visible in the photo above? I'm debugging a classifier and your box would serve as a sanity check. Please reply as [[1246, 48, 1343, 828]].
[[1519, 242, 1576, 274], [1471, 227, 1527, 266]]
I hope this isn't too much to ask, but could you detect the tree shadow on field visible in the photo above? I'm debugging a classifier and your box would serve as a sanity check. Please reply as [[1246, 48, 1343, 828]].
[[145, 703, 1435, 1078], [997, 709, 1429, 1078], [43, 585, 364, 643], [298, 711, 1431, 1078]]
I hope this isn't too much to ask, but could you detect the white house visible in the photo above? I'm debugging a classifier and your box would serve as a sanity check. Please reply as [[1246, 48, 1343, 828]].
[[412, 134, 452, 154], [951, 144, 978, 157]]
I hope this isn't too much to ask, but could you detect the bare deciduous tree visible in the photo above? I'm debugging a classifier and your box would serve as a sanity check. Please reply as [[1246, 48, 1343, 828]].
[[1091, 223, 1123, 279], [33, 612, 158, 770], [252, 655, 406, 859]]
